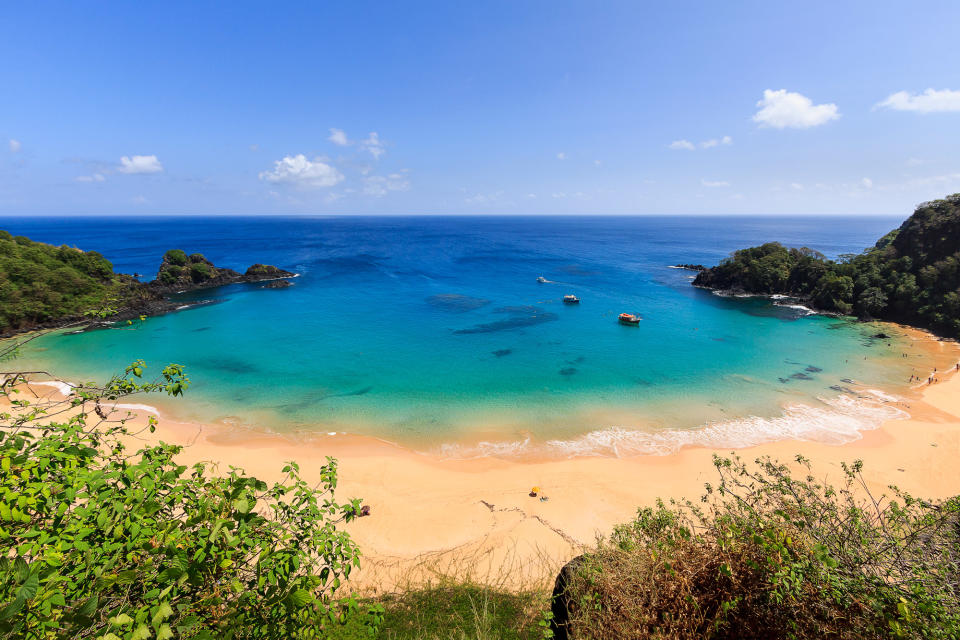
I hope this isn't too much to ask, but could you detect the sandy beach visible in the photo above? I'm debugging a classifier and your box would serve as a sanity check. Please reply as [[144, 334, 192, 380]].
[[14, 326, 960, 593]]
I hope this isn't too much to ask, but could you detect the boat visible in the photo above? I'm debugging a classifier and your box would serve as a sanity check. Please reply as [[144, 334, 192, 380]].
[[563, 294, 580, 304], [618, 313, 641, 325], [537, 276, 547, 283]]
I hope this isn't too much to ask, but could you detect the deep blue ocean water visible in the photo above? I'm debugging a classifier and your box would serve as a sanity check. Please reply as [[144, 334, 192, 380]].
[[5, 215, 919, 457]]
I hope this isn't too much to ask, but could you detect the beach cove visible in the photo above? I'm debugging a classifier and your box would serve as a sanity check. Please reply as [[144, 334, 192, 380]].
[[17, 324, 960, 592]]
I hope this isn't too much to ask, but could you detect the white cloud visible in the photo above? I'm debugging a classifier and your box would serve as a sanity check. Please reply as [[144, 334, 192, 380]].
[[790, 182, 804, 190], [861, 177, 873, 189], [877, 89, 960, 113], [464, 191, 504, 205], [907, 157, 923, 166], [329, 128, 350, 146], [669, 139, 695, 150], [9, 139, 21, 153], [258, 154, 344, 188], [594, 159, 601, 166], [364, 172, 410, 197], [701, 136, 733, 149], [361, 132, 385, 160], [551, 192, 567, 198], [117, 155, 164, 174], [526, 193, 537, 198], [556, 152, 566, 160], [753, 89, 840, 129], [249, 144, 259, 152], [701, 179, 731, 188], [131, 195, 148, 204], [76, 173, 106, 183]]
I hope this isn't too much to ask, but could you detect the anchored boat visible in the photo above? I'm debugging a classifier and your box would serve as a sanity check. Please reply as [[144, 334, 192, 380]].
[[563, 294, 580, 304], [618, 313, 641, 325]]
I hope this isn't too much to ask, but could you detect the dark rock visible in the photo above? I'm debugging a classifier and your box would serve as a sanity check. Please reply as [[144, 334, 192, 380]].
[[872, 332, 891, 339], [551, 555, 587, 640], [245, 263, 296, 280], [261, 279, 293, 289], [672, 263, 706, 271]]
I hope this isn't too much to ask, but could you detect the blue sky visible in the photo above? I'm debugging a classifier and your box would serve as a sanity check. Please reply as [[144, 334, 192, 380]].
[[2, 1, 959, 215]]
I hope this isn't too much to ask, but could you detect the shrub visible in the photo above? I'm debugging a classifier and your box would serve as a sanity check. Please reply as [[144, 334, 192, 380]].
[[189, 262, 211, 282], [157, 264, 182, 285], [189, 253, 207, 264], [0, 361, 380, 639], [163, 249, 188, 266], [559, 455, 960, 639]]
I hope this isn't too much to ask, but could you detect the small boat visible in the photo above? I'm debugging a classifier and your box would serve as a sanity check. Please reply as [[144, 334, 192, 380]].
[[537, 276, 547, 283], [563, 295, 580, 304], [618, 313, 641, 325]]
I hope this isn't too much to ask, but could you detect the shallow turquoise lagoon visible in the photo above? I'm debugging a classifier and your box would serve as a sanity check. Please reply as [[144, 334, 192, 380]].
[[8, 215, 920, 457]]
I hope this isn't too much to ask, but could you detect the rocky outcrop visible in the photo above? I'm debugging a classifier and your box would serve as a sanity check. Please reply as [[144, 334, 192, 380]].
[[550, 555, 587, 640], [151, 250, 295, 294], [260, 279, 293, 289]]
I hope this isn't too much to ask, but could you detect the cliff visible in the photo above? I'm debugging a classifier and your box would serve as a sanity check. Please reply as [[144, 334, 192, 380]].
[[693, 194, 960, 338]]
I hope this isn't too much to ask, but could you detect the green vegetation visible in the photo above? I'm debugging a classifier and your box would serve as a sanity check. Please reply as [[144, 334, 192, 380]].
[[0, 231, 124, 332], [189, 262, 211, 283], [558, 455, 960, 639], [693, 194, 960, 337], [329, 585, 547, 640], [0, 362, 381, 639], [163, 250, 188, 267]]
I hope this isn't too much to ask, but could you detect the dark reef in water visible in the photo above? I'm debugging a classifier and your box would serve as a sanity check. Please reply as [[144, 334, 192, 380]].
[[455, 306, 558, 335], [427, 294, 491, 312], [492, 349, 513, 357]]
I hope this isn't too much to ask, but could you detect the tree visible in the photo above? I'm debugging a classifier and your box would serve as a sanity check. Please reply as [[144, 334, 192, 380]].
[[0, 356, 381, 639]]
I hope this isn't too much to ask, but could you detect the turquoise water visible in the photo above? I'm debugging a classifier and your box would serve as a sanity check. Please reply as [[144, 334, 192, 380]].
[[7, 215, 917, 457]]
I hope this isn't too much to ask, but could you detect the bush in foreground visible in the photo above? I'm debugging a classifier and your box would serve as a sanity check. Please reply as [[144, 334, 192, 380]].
[[0, 362, 380, 639], [559, 455, 960, 639]]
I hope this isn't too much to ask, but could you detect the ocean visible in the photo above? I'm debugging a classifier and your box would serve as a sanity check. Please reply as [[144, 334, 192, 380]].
[[5, 214, 919, 457]]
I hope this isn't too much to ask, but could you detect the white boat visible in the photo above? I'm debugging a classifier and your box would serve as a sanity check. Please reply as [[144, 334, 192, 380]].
[[537, 276, 547, 283]]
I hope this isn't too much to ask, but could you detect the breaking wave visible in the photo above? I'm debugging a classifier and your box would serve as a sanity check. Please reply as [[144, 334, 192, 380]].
[[435, 390, 907, 460]]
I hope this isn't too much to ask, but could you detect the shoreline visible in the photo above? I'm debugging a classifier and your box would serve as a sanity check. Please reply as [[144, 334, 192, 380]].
[[15, 324, 960, 591]]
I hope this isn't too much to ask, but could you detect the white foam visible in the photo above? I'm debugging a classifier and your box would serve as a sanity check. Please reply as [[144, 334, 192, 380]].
[[773, 302, 816, 315], [111, 403, 160, 415], [434, 393, 907, 460], [30, 380, 77, 396]]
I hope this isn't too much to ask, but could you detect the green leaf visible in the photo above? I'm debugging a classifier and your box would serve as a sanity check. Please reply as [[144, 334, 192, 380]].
[[286, 589, 313, 607], [232, 497, 251, 514], [152, 602, 174, 625], [109, 613, 134, 627], [16, 571, 39, 601]]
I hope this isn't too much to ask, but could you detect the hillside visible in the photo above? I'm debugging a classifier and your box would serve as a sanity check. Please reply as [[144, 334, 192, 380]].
[[0, 233, 294, 335], [693, 194, 960, 338]]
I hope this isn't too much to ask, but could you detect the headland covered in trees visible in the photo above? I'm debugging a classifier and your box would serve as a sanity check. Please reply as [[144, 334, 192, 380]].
[[0, 231, 294, 337], [693, 194, 960, 339]]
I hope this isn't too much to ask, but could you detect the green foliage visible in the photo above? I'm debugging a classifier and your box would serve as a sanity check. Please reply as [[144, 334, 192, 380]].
[[561, 455, 960, 639], [324, 585, 545, 640], [0, 362, 379, 639], [0, 232, 118, 331], [157, 265, 182, 286], [694, 194, 960, 337], [188, 254, 207, 264], [189, 262, 211, 283], [163, 250, 188, 267]]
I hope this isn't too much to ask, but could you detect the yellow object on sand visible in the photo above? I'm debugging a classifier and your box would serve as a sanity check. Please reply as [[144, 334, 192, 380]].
[[531, 486, 540, 493]]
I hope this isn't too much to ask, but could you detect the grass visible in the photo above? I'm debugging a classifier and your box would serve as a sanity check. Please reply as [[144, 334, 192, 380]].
[[327, 583, 549, 639]]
